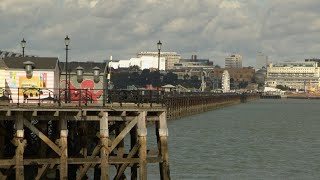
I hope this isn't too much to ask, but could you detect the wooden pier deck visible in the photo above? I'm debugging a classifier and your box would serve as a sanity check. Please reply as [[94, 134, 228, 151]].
[[0, 103, 170, 180], [0, 89, 259, 179]]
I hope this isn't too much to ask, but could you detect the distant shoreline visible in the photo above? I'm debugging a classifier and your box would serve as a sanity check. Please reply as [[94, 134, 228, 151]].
[[286, 94, 320, 99]]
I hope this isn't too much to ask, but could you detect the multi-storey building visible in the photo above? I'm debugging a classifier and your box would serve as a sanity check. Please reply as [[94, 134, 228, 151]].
[[108, 56, 166, 70], [137, 52, 181, 70], [266, 61, 320, 90], [172, 55, 214, 70], [305, 58, 320, 67], [212, 67, 255, 83], [225, 54, 242, 68]]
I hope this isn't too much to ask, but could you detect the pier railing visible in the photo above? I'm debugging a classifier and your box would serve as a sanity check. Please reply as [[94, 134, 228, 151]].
[[0, 87, 256, 107], [0, 87, 167, 107]]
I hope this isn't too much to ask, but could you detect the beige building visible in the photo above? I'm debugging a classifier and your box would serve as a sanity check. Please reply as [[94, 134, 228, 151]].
[[266, 61, 320, 90], [137, 52, 181, 70], [225, 54, 242, 68], [212, 67, 255, 83]]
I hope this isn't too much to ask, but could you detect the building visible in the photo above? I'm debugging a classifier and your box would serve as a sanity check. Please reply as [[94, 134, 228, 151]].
[[60, 61, 108, 104], [0, 50, 35, 58], [222, 70, 230, 93], [256, 52, 268, 70], [266, 61, 320, 91], [212, 67, 255, 83], [108, 56, 166, 71], [305, 58, 320, 67], [137, 52, 181, 70], [1, 57, 60, 103], [172, 55, 214, 70], [225, 54, 242, 68]]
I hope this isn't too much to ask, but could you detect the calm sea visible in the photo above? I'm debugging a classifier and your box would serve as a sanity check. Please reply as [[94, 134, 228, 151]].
[[147, 99, 320, 180]]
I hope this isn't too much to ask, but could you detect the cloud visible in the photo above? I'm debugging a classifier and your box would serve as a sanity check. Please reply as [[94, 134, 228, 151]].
[[0, 0, 320, 66]]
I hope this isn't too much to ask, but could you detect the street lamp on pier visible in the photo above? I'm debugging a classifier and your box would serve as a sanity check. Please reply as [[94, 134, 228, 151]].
[[21, 38, 26, 57], [157, 40, 162, 71], [65, 35, 70, 103]]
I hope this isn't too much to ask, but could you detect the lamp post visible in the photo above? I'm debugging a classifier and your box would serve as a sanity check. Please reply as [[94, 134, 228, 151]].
[[157, 40, 162, 71], [21, 38, 26, 57], [65, 35, 70, 103], [103, 56, 112, 106]]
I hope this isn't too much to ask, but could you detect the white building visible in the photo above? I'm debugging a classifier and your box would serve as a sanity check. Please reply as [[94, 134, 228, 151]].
[[256, 52, 268, 70], [137, 52, 181, 70], [222, 70, 230, 93], [266, 61, 320, 90], [225, 54, 242, 68], [108, 56, 166, 70]]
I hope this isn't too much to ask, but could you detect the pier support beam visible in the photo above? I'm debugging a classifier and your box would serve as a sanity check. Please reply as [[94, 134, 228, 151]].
[[15, 112, 26, 180], [130, 124, 138, 180], [60, 115, 68, 180], [115, 121, 126, 179], [138, 111, 147, 180], [157, 112, 170, 180], [100, 111, 109, 180]]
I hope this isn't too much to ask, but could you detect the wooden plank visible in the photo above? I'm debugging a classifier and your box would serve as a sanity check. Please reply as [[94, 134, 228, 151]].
[[110, 116, 138, 152], [147, 150, 159, 155], [23, 119, 61, 156], [35, 164, 49, 180], [77, 144, 102, 179], [15, 112, 25, 180], [24, 158, 59, 165], [0, 115, 160, 122], [138, 111, 147, 180], [60, 118, 68, 180], [0, 170, 7, 180], [114, 143, 140, 180], [130, 124, 138, 180], [100, 111, 109, 180], [6, 110, 11, 116], [38, 121, 48, 158], [158, 111, 170, 180], [0, 159, 15, 166], [115, 122, 126, 179]]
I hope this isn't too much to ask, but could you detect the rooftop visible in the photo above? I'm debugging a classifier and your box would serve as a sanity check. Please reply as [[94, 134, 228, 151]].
[[3, 57, 59, 70]]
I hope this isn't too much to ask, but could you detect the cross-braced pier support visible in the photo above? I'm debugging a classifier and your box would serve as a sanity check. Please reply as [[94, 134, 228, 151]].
[[0, 105, 170, 180]]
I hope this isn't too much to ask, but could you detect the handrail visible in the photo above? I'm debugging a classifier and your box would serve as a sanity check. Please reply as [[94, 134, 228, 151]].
[[0, 87, 258, 107]]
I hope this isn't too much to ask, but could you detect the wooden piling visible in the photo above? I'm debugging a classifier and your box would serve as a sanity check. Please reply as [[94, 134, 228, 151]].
[[0, 99, 175, 179], [15, 112, 25, 180], [158, 112, 170, 180], [138, 111, 147, 180], [100, 111, 109, 180], [59, 115, 68, 180], [130, 123, 138, 180]]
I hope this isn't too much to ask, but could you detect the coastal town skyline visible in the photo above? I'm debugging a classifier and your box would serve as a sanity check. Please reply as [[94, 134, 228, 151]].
[[1, 0, 320, 66]]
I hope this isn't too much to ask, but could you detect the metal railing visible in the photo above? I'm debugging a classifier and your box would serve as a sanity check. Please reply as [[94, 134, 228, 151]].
[[0, 87, 255, 107], [0, 87, 166, 107]]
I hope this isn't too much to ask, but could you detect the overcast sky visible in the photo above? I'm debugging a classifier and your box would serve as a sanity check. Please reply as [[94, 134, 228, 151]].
[[1, 0, 320, 66]]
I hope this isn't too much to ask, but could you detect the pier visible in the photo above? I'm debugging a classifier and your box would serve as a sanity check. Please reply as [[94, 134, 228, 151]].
[[0, 88, 259, 179], [0, 89, 171, 179]]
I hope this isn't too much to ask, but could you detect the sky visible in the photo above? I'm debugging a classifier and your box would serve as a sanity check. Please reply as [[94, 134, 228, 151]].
[[1, 0, 320, 67]]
